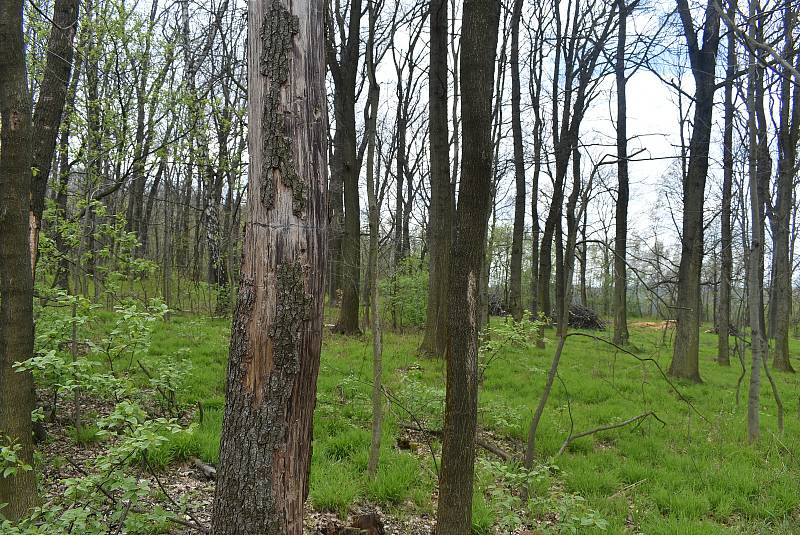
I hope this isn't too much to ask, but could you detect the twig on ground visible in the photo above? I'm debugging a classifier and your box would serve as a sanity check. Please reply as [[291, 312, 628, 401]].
[[112, 501, 132, 535], [145, 456, 209, 533]]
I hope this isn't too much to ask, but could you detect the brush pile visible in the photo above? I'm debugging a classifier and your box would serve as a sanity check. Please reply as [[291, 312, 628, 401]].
[[568, 303, 606, 330]]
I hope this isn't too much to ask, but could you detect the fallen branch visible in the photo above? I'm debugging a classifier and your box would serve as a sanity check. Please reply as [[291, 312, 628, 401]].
[[112, 501, 132, 535], [556, 411, 666, 456], [400, 423, 514, 462], [565, 333, 708, 424]]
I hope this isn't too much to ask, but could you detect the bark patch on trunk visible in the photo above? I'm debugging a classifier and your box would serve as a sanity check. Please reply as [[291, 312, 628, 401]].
[[259, 0, 305, 215]]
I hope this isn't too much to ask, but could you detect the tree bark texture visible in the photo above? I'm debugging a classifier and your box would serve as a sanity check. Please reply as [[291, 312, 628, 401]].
[[0, 0, 39, 520], [210, 0, 327, 532], [436, 0, 499, 531]]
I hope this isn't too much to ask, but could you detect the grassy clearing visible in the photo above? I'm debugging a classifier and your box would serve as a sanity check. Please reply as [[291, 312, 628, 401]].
[[142, 314, 800, 533]]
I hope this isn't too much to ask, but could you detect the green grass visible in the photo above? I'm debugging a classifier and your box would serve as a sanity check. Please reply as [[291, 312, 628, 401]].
[[142, 314, 800, 533]]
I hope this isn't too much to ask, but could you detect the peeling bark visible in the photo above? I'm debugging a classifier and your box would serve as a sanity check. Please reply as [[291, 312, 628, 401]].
[[210, 0, 327, 532]]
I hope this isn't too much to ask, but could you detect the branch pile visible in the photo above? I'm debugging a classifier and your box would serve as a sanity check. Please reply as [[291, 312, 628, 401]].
[[708, 324, 739, 336], [568, 303, 606, 330]]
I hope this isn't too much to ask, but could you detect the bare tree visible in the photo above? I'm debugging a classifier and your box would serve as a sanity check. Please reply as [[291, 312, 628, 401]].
[[718, 0, 736, 366], [508, 0, 526, 320], [668, 0, 721, 382], [210, 0, 328, 531], [419, 0, 453, 356], [768, 0, 799, 373], [612, 0, 631, 345], [365, 0, 386, 477], [745, 0, 769, 442]]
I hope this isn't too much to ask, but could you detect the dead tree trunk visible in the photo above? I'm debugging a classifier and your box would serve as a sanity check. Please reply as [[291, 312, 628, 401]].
[[210, 0, 328, 532]]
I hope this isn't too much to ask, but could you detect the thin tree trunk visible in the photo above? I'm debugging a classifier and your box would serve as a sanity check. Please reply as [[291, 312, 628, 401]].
[[612, 0, 630, 345], [365, 4, 382, 475], [509, 0, 525, 320], [746, 2, 768, 441], [419, 0, 452, 357], [436, 0, 500, 530], [718, 0, 736, 366]]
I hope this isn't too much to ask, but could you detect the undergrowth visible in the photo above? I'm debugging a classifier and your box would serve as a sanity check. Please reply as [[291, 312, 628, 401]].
[[14, 307, 800, 533]]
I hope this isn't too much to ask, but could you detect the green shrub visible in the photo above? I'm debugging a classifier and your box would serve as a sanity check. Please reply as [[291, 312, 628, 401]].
[[379, 258, 428, 329]]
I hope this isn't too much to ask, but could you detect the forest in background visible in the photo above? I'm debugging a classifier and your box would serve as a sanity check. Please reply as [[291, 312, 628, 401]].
[[1, 0, 800, 532]]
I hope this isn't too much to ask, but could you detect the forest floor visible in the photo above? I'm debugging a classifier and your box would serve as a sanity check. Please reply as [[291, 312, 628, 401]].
[[39, 313, 800, 534]]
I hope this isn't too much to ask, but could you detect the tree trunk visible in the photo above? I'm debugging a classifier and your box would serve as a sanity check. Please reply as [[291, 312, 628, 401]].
[[126, 0, 159, 250], [210, 0, 328, 532], [528, 18, 544, 320], [53, 18, 87, 291], [29, 0, 80, 277], [0, 0, 39, 519], [612, 0, 630, 345], [509, 0, 525, 320], [770, 0, 798, 373], [718, 0, 736, 366], [394, 97, 406, 267], [436, 0, 499, 531], [668, 0, 720, 383], [329, 0, 363, 335], [745, 3, 770, 441], [364, 5, 382, 475], [419, 0, 452, 357]]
